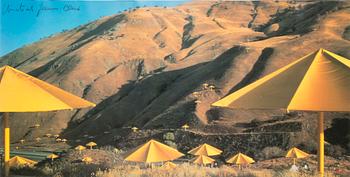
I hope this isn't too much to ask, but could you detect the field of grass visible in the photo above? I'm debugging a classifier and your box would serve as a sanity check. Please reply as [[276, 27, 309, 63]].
[[9, 147, 348, 177], [96, 163, 337, 177]]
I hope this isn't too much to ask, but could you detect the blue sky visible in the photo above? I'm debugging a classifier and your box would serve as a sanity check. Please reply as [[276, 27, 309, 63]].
[[0, 0, 186, 56]]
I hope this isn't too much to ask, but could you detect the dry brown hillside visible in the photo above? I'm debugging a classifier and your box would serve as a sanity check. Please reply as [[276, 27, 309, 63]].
[[1, 1, 350, 153]]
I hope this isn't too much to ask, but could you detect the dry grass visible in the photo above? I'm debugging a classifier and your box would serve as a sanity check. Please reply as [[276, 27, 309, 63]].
[[95, 163, 338, 177]]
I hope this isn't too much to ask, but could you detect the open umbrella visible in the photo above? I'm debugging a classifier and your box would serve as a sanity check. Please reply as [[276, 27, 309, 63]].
[[82, 157, 93, 164], [19, 139, 25, 144], [286, 147, 309, 165], [0, 65, 95, 177], [9, 156, 37, 168], [191, 155, 215, 165], [212, 48, 350, 175], [47, 154, 59, 162], [75, 145, 87, 154], [188, 143, 222, 156], [86, 141, 97, 149], [181, 124, 189, 130], [161, 161, 177, 169], [124, 139, 184, 163], [44, 133, 52, 138], [226, 152, 255, 169], [131, 127, 138, 132]]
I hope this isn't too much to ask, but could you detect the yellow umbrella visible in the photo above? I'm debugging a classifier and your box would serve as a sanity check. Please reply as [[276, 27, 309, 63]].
[[226, 153, 255, 169], [75, 145, 86, 154], [131, 127, 138, 132], [161, 161, 177, 169], [53, 134, 60, 139], [44, 133, 52, 138], [188, 143, 222, 156], [212, 48, 350, 175], [35, 137, 41, 142], [181, 124, 189, 130], [47, 154, 59, 162], [86, 142, 97, 149], [226, 153, 255, 164], [0, 65, 95, 177], [56, 138, 62, 142], [9, 156, 37, 168], [82, 157, 93, 164], [286, 147, 309, 165], [34, 124, 40, 128], [191, 155, 215, 165], [61, 138, 67, 143], [19, 139, 25, 144], [203, 83, 209, 88], [124, 139, 184, 163]]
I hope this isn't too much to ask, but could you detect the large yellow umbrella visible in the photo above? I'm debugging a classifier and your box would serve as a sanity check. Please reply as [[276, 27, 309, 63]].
[[124, 139, 184, 163], [0, 65, 95, 177], [286, 147, 309, 165], [212, 48, 350, 175], [188, 143, 223, 156], [191, 155, 215, 165], [9, 156, 37, 168]]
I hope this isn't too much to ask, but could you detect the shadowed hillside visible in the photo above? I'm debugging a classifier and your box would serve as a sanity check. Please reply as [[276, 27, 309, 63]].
[[1, 0, 350, 153]]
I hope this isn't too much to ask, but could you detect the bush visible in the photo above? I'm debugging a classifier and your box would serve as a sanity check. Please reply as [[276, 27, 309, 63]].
[[163, 132, 175, 141], [258, 146, 285, 160]]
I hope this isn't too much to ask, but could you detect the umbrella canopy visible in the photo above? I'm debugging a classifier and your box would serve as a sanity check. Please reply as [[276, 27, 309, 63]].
[[191, 155, 215, 165], [286, 147, 309, 159], [124, 139, 184, 163], [181, 124, 189, 129], [212, 49, 350, 111], [9, 156, 37, 168], [226, 153, 255, 165], [0, 65, 96, 112], [75, 145, 87, 151], [212, 48, 350, 176], [161, 161, 177, 169], [82, 157, 93, 163], [0, 66, 95, 177], [47, 154, 59, 160], [188, 143, 222, 156], [86, 142, 97, 147]]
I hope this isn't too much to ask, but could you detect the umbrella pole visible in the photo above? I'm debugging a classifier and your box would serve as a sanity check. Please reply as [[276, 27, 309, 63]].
[[318, 112, 324, 176], [3, 112, 10, 177]]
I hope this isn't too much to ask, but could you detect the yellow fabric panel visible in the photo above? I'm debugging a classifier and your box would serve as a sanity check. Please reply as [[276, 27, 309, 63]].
[[212, 48, 350, 112], [226, 153, 255, 164], [288, 49, 350, 111], [324, 50, 350, 68], [285, 147, 309, 158], [0, 66, 95, 112], [191, 155, 215, 165], [188, 143, 222, 156], [124, 139, 184, 163], [9, 156, 37, 167]]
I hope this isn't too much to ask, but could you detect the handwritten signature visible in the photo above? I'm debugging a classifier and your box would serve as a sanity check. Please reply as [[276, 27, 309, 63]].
[[3, 2, 80, 17]]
